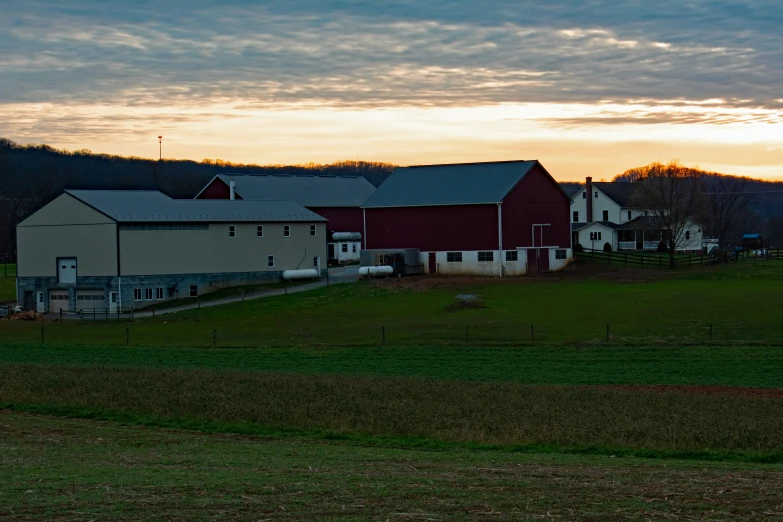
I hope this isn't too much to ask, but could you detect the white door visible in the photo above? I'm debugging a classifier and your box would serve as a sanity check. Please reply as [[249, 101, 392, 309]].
[[36, 291, 45, 314], [58, 258, 77, 284], [109, 291, 118, 313]]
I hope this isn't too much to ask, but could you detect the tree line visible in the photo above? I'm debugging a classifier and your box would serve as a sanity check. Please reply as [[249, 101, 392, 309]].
[[1, 138, 781, 264]]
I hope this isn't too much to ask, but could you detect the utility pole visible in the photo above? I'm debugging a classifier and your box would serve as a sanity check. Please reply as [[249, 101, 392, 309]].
[[158, 136, 163, 160]]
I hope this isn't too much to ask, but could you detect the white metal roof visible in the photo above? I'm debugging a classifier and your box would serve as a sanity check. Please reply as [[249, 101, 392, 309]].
[[65, 190, 327, 223]]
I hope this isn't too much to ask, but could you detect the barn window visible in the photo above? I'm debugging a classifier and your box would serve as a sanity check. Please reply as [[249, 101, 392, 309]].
[[283, 225, 290, 238], [228, 225, 236, 238], [478, 251, 494, 262], [341, 244, 348, 253], [144, 288, 153, 301], [685, 230, 690, 240], [573, 211, 579, 222], [595, 191, 599, 198], [310, 225, 316, 236], [352, 244, 357, 253], [602, 210, 609, 221], [189, 285, 198, 297], [256, 225, 264, 237], [582, 192, 586, 199], [627, 211, 632, 220], [133, 288, 142, 301], [506, 251, 518, 262], [268, 255, 275, 268], [556, 250, 567, 260], [447, 252, 462, 263], [155, 288, 164, 300]]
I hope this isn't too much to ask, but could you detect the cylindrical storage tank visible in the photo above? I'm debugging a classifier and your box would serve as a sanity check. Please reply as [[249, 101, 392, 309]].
[[332, 232, 362, 241], [282, 269, 320, 280], [358, 266, 394, 276]]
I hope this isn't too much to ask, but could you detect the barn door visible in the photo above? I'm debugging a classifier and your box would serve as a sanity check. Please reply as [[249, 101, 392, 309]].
[[527, 249, 538, 273], [539, 249, 550, 272], [109, 292, 118, 313], [428, 252, 437, 274]]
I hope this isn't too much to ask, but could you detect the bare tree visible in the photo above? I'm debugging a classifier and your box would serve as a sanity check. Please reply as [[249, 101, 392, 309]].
[[629, 162, 706, 268], [702, 175, 756, 247]]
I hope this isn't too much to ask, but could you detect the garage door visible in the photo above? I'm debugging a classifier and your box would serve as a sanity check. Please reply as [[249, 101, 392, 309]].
[[50, 292, 69, 314], [76, 291, 106, 311], [58, 258, 77, 284]]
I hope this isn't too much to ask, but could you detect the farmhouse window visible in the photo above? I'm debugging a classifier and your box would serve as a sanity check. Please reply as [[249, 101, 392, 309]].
[[595, 192, 598, 198], [134, 288, 142, 301], [352, 244, 357, 253], [189, 285, 198, 297], [628, 211, 632, 220], [556, 249, 567, 260], [155, 288, 164, 300], [447, 252, 462, 262], [573, 211, 579, 222], [310, 225, 316, 236], [144, 288, 153, 300], [478, 251, 494, 262], [284, 225, 290, 237], [268, 255, 275, 268], [341, 244, 348, 253], [583, 192, 586, 199], [506, 251, 518, 262], [602, 210, 609, 221], [256, 225, 264, 237], [229, 225, 236, 238], [685, 230, 691, 240]]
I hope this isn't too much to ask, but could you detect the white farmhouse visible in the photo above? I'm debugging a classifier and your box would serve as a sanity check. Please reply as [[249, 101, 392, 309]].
[[570, 177, 704, 253]]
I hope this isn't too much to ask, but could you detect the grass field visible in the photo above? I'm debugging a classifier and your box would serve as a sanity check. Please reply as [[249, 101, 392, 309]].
[[2, 260, 783, 518], [1, 260, 783, 346], [5, 412, 782, 521], [0, 264, 15, 302]]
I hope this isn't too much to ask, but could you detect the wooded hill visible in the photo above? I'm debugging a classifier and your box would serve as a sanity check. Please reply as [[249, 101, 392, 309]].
[[1, 138, 781, 261]]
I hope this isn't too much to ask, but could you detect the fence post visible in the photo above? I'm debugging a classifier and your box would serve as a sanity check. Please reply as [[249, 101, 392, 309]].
[[59, 309, 62, 322], [41, 326, 44, 343], [198, 297, 200, 309], [382, 326, 385, 344], [126, 328, 129, 345], [465, 324, 469, 344], [213, 329, 216, 346], [93, 309, 96, 322], [7, 305, 10, 320]]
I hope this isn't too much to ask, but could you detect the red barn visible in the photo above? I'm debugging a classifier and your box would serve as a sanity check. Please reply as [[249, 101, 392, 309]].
[[361, 160, 571, 275], [195, 174, 376, 238]]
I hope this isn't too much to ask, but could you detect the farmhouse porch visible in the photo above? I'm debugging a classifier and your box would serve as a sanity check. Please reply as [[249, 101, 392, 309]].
[[618, 217, 664, 251]]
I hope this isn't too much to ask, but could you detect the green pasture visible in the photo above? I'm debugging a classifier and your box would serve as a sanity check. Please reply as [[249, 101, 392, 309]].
[[0, 264, 14, 302], [4, 412, 781, 521], [1, 343, 782, 388], [2, 260, 783, 346]]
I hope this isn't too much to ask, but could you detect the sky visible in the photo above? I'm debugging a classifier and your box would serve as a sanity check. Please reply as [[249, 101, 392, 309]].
[[1, 1, 782, 181]]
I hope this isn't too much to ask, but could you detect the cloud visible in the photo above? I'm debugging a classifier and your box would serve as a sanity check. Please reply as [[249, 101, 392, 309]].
[[0, 0, 781, 115]]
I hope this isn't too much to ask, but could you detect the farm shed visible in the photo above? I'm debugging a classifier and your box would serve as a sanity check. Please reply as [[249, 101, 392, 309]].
[[16, 190, 327, 312], [195, 173, 375, 238], [361, 160, 572, 276]]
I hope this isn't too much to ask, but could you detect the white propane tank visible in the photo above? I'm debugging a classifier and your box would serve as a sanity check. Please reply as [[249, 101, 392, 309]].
[[332, 232, 362, 241], [358, 266, 394, 276], [282, 269, 319, 281]]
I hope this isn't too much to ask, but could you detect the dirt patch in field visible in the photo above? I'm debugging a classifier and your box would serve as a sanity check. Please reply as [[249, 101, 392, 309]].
[[371, 262, 671, 291], [597, 384, 783, 399]]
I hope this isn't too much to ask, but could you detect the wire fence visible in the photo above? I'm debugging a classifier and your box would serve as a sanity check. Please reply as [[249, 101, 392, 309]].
[[4, 319, 783, 348], [0, 264, 16, 278]]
